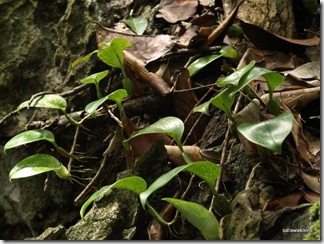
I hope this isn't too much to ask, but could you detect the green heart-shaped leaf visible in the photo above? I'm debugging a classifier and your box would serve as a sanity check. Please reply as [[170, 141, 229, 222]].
[[80, 70, 109, 85], [9, 154, 69, 182], [85, 96, 109, 116], [98, 38, 131, 69], [18, 94, 67, 111], [163, 198, 219, 240], [123, 116, 184, 151], [188, 46, 237, 76], [123, 16, 148, 35], [216, 60, 255, 87], [4, 129, 55, 154], [80, 176, 147, 219], [237, 112, 294, 154], [107, 89, 128, 106], [139, 161, 220, 209]]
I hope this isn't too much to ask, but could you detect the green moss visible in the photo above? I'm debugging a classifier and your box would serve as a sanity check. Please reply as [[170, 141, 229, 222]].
[[304, 201, 320, 240]]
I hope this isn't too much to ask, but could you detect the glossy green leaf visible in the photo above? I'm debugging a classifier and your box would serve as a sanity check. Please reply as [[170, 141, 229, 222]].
[[263, 71, 284, 97], [8, 154, 69, 181], [18, 94, 67, 111], [107, 89, 128, 106], [237, 112, 294, 154], [80, 176, 147, 219], [80, 70, 109, 85], [123, 16, 148, 35], [123, 116, 184, 151], [84, 89, 128, 116], [198, 65, 284, 118], [188, 46, 237, 76], [216, 60, 255, 87], [71, 50, 98, 69], [210, 88, 235, 118], [85, 96, 109, 116], [163, 198, 219, 240], [193, 100, 212, 116], [4, 129, 55, 154], [97, 38, 131, 69], [140, 161, 220, 209]]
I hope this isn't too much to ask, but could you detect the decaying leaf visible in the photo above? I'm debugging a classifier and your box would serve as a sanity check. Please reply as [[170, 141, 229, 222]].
[[96, 24, 174, 63], [165, 145, 202, 166], [301, 170, 320, 194], [173, 68, 207, 143], [283, 61, 320, 80], [239, 19, 320, 53], [156, 0, 198, 24], [206, 1, 243, 46], [265, 192, 305, 210]]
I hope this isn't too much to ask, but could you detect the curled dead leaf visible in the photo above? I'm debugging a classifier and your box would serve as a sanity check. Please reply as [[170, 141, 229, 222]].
[[156, 0, 198, 24], [165, 145, 202, 166]]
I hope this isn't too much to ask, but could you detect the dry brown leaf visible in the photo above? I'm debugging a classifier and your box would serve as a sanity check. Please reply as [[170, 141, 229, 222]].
[[284, 106, 312, 164], [165, 145, 202, 165], [124, 51, 171, 95], [96, 24, 174, 63], [301, 170, 320, 194], [303, 191, 320, 203], [239, 19, 320, 53], [148, 191, 180, 240], [266, 192, 304, 210], [205, 2, 243, 46], [130, 133, 172, 158], [173, 68, 207, 143], [237, 47, 299, 71], [156, 0, 198, 24], [283, 61, 320, 80]]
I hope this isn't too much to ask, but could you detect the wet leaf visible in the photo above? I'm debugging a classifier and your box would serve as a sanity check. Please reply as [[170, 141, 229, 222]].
[[123, 16, 148, 35], [237, 112, 294, 154], [4, 129, 55, 154], [163, 198, 219, 240], [156, 0, 198, 24], [18, 94, 67, 111], [80, 176, 147, 219], [9, 154, 69, 182]]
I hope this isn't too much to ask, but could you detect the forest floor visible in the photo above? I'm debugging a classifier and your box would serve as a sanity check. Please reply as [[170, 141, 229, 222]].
[[0, 0, 320, 240]]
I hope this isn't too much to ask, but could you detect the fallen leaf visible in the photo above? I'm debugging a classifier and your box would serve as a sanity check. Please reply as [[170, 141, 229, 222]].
[[266, 192, 304, 210], [206, 2, 243, 46], [156, 0, 198, 24], [303, 191, 320, 203], [283, 61, 320, 80], [165, 145, 202, 166], [239, 19, 320, 53], [237, 47, 298, 71], [301, 170, 320, 194], [173, 68, 207, 142], [96, 24, 174, 63]]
